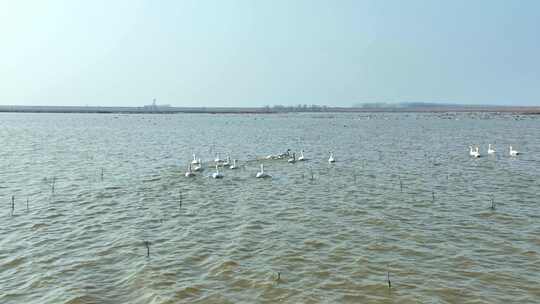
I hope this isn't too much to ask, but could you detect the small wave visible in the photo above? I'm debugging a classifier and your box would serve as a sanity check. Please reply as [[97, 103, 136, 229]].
[[31, 223, 48, 230], [209, 260, 240, 277], [303, 239, 327, 249], [64, 295, 106, 304], [104, 186, 122, 190], [2, 256, 25, 268], [173, 285, 203, 301], [142, 177, 161, 183]]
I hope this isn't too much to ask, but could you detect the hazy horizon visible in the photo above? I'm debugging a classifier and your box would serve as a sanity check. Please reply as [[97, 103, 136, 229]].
[[1, 0, 539, 107], [2, 102, 540, 109]]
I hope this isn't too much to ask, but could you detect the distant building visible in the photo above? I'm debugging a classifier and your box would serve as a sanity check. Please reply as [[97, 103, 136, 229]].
[[144, 98, 171, 111]]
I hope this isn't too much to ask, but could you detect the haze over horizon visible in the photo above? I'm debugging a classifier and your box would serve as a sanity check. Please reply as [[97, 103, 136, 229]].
[[1, 0, 539, 107]]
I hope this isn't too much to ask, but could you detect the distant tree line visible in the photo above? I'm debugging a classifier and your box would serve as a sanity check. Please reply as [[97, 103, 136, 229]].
[[354, 102, 463, 108], [264, 104, 329, 112]]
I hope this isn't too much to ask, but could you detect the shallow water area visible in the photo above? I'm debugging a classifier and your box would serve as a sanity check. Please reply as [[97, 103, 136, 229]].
[[1, 112, 539, 303]]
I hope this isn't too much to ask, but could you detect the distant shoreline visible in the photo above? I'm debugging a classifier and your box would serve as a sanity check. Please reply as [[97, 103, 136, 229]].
[[0, 105, 539, 114]]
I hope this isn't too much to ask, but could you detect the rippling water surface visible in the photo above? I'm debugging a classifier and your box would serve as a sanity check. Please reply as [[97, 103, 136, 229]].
[[1, 112, 539, 303]]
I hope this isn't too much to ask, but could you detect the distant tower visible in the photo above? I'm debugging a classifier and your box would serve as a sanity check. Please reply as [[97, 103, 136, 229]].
[[152, 98, 157, 111]]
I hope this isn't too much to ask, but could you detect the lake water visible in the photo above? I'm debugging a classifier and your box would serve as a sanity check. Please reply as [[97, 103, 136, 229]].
[[1, 112, 539, 303]]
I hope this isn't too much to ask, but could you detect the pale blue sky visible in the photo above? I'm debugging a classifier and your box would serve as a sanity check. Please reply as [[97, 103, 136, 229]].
[[1, 0, 539, 107]]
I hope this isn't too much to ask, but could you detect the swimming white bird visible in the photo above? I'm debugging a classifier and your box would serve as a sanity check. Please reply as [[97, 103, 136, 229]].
[[193, 159, 203, 171], [280, 149, 291, 159], [469, 146, 480, 158], [287, 152, 296, 163], [509, 146, 520, 156], [230, 159, 238, 169], [191, 154, 200, 165], [298, 150, 306, 161], [328, 152, 336, 163], [265, 149, 290, 160], [256, 164, 271, 178], [212, 165, 223, 179], [185, 164, 195, 177], [214, 153, 222, 163], [487, 144, 496, 154], [223, 154, 231, 167]]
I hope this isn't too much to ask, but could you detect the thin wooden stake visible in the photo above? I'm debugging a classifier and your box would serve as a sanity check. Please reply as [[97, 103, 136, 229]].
[[51, 177, 56, 194], [145, 241, 150, 257]]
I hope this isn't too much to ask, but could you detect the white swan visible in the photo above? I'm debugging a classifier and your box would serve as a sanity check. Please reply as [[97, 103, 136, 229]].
[[214, 153, 222, 163], [487, 144, 496, 154], [191, 154, 200, 165], [212, 165, 223, 179], [265, 149, 290, 160], [287, 152, 296, 163], [193, 159, 203, 171], [298, 150, 306, 161], [281, 149, 292, 159], [230, 159, 238, 169], [223, 154, 231, 167], [469, 146, 480, 158], [185, 164, 195, 177], [509, 146, 520, 156], [256, 164, 271, 178], [328, 152, 336, 163]]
